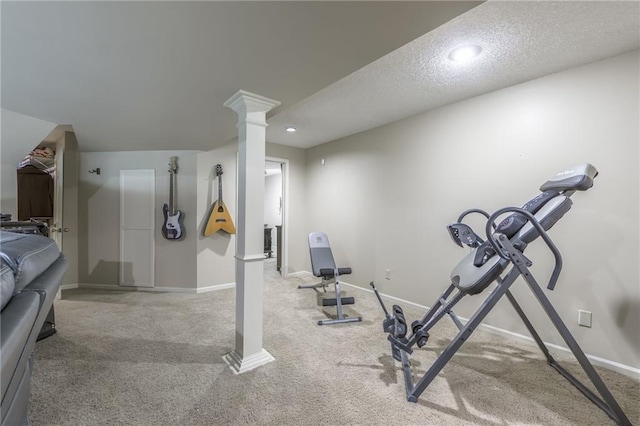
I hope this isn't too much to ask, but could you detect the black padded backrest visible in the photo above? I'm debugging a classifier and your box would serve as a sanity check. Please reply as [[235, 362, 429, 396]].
[[495, 190, 560, 239], [471, 190, 566, 266], [540, 163, 598, 192], [515, 195, 572, 243], [453, 195, 572, 295], [308, 232, 336, 277], [452, 164, 597, 295]]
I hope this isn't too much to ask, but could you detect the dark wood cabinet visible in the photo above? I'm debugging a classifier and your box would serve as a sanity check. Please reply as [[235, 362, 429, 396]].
[[276, 225, 282, 272], [17, 166, 54, 220]]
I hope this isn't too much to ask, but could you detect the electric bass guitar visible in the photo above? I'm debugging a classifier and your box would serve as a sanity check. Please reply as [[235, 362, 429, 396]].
[[161, 156, 185, 240], [204, 164, 236, 236]]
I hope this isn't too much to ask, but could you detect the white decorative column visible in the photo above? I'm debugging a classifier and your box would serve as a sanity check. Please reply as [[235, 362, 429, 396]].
[[222, 90, 281, 373]]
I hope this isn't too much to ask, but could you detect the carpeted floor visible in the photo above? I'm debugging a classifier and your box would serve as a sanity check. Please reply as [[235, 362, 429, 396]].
[[28, 259, 639, 425]]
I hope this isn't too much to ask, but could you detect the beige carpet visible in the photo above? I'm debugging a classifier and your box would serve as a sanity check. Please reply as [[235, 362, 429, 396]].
[[29, 260, 638, 425]]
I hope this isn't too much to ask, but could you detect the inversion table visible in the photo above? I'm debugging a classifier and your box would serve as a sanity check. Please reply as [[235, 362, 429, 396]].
[[371, 164, 631, 426]]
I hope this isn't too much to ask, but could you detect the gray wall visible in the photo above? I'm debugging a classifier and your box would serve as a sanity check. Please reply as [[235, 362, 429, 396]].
[[79, 150, 199, 289], [304, 50, 639, 368], [196, 143, 238, 288], [195, 141, 307, 288], [78, 142, 306, 291]]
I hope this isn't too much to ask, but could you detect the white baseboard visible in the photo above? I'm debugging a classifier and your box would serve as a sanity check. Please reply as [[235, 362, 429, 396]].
[[61, 283, 79, 291], [286, 271, 313, 278], [196, 283, 235, 293], [334, 278, 640, 380], [75, 283, 234, 294], [477, 322, 640, 380]]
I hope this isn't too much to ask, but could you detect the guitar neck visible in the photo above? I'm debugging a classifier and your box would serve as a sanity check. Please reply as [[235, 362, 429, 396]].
[[218, 174, 223, 205], [169, 172, 176, 215]]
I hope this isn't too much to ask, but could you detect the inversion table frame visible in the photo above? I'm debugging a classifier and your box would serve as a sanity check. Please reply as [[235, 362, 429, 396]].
[[371, 165, 631, 426]]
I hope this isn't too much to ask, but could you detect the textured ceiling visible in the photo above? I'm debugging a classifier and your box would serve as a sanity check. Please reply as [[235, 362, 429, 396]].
[[268, 1, 640, 148], [3, 1, 638, 153], [1, 1, 480, 152]]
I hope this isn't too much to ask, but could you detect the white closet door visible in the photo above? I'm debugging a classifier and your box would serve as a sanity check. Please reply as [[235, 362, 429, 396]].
[[120, 169, 155, 287]]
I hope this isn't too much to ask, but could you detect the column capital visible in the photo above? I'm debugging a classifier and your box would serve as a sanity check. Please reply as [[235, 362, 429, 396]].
[[224, 90, 281, 115]]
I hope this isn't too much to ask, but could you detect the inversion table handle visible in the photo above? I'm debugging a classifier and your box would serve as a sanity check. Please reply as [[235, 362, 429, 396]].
[[486, 207, 563, 290]]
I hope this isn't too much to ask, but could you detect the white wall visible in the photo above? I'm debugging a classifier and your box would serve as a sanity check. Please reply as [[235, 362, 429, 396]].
[[79, 150, 199, 289], [304, 50, 639, 368], [78, 142, 303, 291], [195, 141, 307, 287], [196, 143, 238, 289]]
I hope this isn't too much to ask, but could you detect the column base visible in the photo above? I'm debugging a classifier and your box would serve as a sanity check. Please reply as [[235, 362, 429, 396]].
[[223, 348, 275, 374]]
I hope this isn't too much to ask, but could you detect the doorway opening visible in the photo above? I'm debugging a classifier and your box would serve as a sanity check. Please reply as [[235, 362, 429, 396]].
[[264, 158, 288, 277]]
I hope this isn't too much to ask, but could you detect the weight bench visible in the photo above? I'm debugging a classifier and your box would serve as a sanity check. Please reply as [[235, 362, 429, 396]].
[[371, 164, 631, 426], [299, 232, 362, 325]]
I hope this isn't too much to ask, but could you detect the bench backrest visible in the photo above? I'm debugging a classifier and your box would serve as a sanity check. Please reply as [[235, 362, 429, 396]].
[[308, 232, 336, 277]]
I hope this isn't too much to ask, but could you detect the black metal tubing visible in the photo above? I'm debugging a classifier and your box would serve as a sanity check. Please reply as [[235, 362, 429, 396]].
[[498, 236, 631, 426], [420, 291, 465, 334], [379, 204, 631, 424], [400, 350, 415, 401], [457, 208, 491, 223], [407, 287, 463, 347], [520, 263, 632, 426], [485, 207, 563, 290], [504, 289, 555, 364], [370, 281, 389, 317], [418, 284, 456, 325], [407, 266, 521, 402], [550, 362, 624, 425]]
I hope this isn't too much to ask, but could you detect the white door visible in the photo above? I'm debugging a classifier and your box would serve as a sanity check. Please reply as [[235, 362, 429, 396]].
[[120, 169, 155, 287]]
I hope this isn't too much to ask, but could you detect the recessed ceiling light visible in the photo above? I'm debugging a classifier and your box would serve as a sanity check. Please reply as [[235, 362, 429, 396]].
[[285, 126, 296, 132], [448, 45, 482, 63]]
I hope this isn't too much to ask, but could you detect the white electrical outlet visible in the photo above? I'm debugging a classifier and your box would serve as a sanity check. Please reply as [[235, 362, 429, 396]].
[[385, 269, 392, 280], [578, 310, 592, 328]]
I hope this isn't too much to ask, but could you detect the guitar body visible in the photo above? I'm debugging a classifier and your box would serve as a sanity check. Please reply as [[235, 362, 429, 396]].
[[161, 156, 185, 241], [204, 200, 236, 236], [204, 163, 236, 236], [162, 203, 185, 240]]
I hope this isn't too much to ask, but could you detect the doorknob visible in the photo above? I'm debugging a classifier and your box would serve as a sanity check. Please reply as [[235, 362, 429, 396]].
[[51, 227, 69, 233]]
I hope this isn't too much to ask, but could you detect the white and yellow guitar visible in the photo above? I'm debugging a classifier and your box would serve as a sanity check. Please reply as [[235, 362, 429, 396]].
[[161, 156, 185, 240], [204, 164, 236, 236]]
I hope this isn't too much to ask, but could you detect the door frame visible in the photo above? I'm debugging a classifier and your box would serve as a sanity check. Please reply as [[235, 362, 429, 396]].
[[265, 156, 289, 276]]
